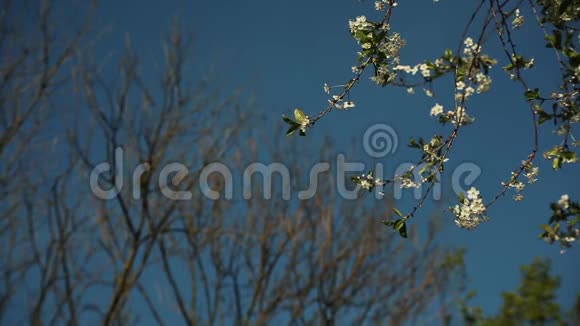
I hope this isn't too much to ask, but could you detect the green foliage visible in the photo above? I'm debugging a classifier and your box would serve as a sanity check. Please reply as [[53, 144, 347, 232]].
[[540, 195, 579, 249], [544, 145, 578, 170], [490, 258, 563, 325], [383, 217, 407, 238], [460, 257, 576, 326]]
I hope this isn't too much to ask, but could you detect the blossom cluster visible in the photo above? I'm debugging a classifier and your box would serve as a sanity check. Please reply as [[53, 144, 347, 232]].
[[283, 2, 577, 246], [349, 15, 373, 35], [348, 14, 406, 86], [394, 37, 495, 133], [371, 32, 406, 85], [398, 166, 421, 189], [352, 171, 386, 197], [432, 105, 475, 126], [457, 37, 495, 98], [451, 187, 489, 230]]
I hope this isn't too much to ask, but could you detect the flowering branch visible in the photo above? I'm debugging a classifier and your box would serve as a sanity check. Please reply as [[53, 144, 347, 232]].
[[282, 0, 579, 245]]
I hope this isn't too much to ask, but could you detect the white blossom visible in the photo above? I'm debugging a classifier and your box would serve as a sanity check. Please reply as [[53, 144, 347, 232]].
[[475, 73, 492, 93], [419, 63, 431, 77], [513, 181, 525, 192], [464, 37, 474, 48], [343, 101, 356, 109], [329, 95, 346, 110], [375, 1, 385, 10], [524, 166, 539, 183], [430, 103, 444, 116], [525, 58, 534, 69], [358, 173, 383, 190], [467, 187, 480, 200], [463, 37, 480, 55], [558, 194, 570, 209], [401, 177, 421, 189], [447, 106, 475, 125], [349, 16, 372, 34], [465, 86, 475, 98], [394, 64, 418, 75]]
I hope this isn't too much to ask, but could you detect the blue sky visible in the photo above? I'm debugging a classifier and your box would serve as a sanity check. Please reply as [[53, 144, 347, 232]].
[[13, 0, 577, 321], [90, 0, 579, 316]]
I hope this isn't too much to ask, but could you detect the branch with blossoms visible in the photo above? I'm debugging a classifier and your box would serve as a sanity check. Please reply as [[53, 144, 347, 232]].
[[281, 0, 578, 247], [540, 194, 579, 253]]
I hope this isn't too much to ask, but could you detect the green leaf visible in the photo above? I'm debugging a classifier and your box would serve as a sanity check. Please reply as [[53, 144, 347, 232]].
[[544, 146, 561, 159], [553, 30, 562, 50], [561, 150, 577, 162], [425, 174, 438, 183], [394, 219, 404, 230], [525, 88, 540, 101], [540, 224, 553, 234], [557, 0, 572, 19], [456, 66, 467, 80], [545, 35, 557, 48], [552, 157, 562, 170], [383, 220, 396, 227], [408, 137, 420, 148], [535, 107, 552, 125], [419, 163, 433, 176], [282, 115, 298, 126], [398, 222, 408, 238], [568, 51, 580, 68], [392, 208, 403, 217], [286, 125, 299, 136], [444, 49, 453, 60], [502, 63, 514, 71], [389, 219, 408, 238], [294, 108, 307, 123]]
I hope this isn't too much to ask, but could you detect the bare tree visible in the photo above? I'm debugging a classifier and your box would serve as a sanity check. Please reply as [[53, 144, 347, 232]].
[[0, 1, 466, 325], [0, 0, 92, 323]]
